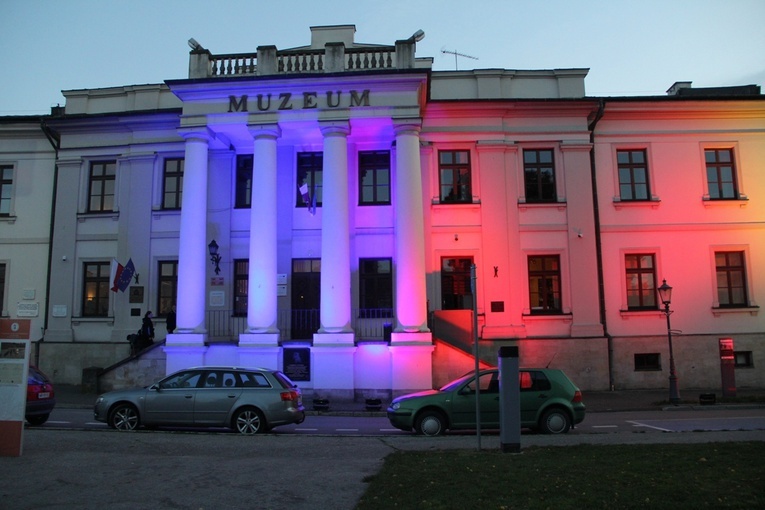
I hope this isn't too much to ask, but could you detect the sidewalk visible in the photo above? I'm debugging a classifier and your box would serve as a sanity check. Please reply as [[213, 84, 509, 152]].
[[54, 383, 765, 413]]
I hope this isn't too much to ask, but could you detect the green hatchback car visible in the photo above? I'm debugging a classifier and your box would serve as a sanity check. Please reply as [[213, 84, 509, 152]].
[[387, 368, 585, 436]]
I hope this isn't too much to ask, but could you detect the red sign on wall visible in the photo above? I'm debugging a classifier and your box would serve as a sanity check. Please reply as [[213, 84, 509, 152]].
[[0, 319, 31, 340]]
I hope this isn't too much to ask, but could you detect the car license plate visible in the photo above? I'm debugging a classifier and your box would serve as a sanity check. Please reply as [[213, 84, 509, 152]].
[[38, 392, 50, 399]]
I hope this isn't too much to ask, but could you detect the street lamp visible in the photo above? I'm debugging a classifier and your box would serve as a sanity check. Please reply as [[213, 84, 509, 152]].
[[208, 240, 222, 275], [657, 279, 681, 405]]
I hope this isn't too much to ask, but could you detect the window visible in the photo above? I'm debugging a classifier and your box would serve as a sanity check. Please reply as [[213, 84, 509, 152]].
[[715, 251, 748, 307], [625, 254, 657, 310], [519, 371, 552, 391], [158, 261, 178, 316], [617, 150, 650, 201], [88, 161, 116, 213], [296, 152, 322, 208], [162, 158, 184, 210], [438, 150, 471, 203], [705, 149, 738, 199], [1, 165, 13, 216], [524, 149, 556, 203], [359, 258, 392, 317], [82, 261, 110, 317], [235, 155, 253, 209], [0, 263, 5, 314], [528, 255, 561, 313], [234, 259, 249, 316], [734, 351, 753, 368], [359, 151, 390, 205], [634, 353, 661, 371], [441, 257, 473, 310]]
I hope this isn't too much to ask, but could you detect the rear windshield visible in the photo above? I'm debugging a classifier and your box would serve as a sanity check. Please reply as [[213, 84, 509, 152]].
[[28, 366, 50, 384], [272, 371, 297, 389]]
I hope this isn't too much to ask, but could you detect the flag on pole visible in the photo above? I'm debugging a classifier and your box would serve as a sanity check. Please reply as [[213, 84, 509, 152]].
[[110, 259, 124, 293], [309, 181, 317, 215], [299, 182, 310, 207], [117, 258, 135, 292]]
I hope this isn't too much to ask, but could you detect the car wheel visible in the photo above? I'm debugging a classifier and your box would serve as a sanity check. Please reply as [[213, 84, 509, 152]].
[[26, 414, 49, 426], [233, 407, 266, 435], [539, 408, 571, 434], [415, 409, 447, 436], [109, 404, 140, 431]]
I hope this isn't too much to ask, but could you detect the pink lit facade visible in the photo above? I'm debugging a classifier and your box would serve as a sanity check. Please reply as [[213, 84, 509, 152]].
[[2, 26, 763, 398]]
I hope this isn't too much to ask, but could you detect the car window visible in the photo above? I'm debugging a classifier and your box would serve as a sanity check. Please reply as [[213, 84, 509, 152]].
[[241, 371, 270, 388], [160, 371, 202, 389], [221, 372, 238, 388], [272, 371, 297, 389], [28, 367, 49, 384], [202, 372, 220, 388], [520, 371, 552, 392], [463, 372, 499, 394]]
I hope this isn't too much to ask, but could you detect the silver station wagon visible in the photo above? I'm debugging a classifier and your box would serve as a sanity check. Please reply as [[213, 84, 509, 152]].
[[94, 366, 305, 435]]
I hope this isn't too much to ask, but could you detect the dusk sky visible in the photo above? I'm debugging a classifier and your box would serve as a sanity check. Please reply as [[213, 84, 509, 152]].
[[1, 0, 763, 115]]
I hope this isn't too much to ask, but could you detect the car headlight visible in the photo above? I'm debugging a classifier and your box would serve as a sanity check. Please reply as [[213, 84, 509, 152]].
[[390, 402, 400, 410], [95, 397, 104, 405]]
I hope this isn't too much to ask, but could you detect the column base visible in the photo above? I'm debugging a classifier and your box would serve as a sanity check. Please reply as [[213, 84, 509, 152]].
[[239, 332, 280, 347], [163, 333, 208, 375], [313, 332, 355, 346], [238, 345, 282, 371], [311, 345, 357, 391], [390, 331, 432, 345], [390, 332, 434, 391]]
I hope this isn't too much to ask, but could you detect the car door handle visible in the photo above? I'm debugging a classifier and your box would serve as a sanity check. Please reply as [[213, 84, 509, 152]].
[[185, 395, 193, 399], [228, 395, 236, 398], [538, 394, 549, 399]]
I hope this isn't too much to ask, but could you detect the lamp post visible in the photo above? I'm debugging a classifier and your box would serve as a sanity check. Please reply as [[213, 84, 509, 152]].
[[208, 240, 222, 275], [657, 279, 681, 405]]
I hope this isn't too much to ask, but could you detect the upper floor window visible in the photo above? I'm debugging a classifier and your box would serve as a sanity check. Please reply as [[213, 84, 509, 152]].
[[617, 150, 650, 201], [0, 263, 6, 314], [625, 254, 657, 310], [705, 149, 738, 200], [162, 158, 184, 210], [441, 257, 473, 310], [296, 152, 322, 209], [88, 161, 116, 213], [359, 151, 391, 205], [528, 255, 561, 314], [715, 251, 748, 307], [438, 150, 471, 204], [235, 155, 253, 209], [158, 261, 178, 317], [82, 261, 110, 317], [359, 258, 393, 317], [524, 149, 556, 203], [1, 165, 13, 216]]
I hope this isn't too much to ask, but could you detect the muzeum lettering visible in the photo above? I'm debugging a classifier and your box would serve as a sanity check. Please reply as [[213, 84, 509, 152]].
[[228, 89, 371, 112]]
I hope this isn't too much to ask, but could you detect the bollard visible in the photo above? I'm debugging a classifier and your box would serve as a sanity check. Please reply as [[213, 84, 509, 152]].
[[498, 346, 521, 453]]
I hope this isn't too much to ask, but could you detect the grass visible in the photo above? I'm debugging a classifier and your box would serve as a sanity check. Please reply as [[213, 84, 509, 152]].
[[356, 442, 765, 509]]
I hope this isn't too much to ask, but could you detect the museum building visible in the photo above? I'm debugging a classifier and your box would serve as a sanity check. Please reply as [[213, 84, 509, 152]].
[[1, 25, 763, 400]]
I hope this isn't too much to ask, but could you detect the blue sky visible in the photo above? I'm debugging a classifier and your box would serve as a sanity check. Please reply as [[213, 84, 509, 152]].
[[1, 0, 763, 115]]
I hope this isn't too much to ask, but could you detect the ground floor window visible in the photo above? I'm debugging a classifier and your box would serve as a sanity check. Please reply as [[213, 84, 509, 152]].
[[158, 261, 178, 316], [528, 255, 561, 314], [441, 257, 473, 310], [82, 261, 110, 317], [715, 251, 748, 307], [234, 259, 249, 316], [734, 351, 753, 368], [625, 254, 657, 310], [359, 258, 392, 317]]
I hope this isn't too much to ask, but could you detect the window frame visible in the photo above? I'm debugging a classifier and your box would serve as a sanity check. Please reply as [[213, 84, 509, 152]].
[[358, 150, 391, 206], [625, 254, 658, 310], [616, 149, 651, 202], [714, 250, 749, 308], [234, 259, 249, 316], [296, 152, 323, 209], [704, 148, 739, 200], [441, 257, 474, 310], [527, 255, 562, 314], [523, 149, 557, 203], [634, 353, 661, 371], [161, 158, 184, 210], [87, 161, 117, 213], [157, 261, 178, 317], [235, 154, 253, 209], [0, 164, 14, 217], [358, 257, 393, 317], [82, 261, 111, 317], [438, 150, 472, 204], [0, 262, 6, 316]]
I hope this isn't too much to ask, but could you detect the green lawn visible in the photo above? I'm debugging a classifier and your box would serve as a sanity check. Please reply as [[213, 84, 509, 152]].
[[357, 442, 765, 509]]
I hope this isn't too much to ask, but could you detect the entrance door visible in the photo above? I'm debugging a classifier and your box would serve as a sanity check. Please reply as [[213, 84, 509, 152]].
[[291, 258, 320, 340]]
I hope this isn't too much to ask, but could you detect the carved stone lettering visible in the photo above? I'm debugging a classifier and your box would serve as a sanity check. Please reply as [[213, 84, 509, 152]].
[[278, 93, 293, 110], [256, 94, 272, 111], [350, 89, 370, 107], [303, 92, 318, 109], [326, 91, 341, 108], [228, 95, 248, 112]]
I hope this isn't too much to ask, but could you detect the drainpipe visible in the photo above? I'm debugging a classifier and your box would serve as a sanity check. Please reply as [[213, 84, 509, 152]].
[[587, 99, 615, 390], [38, 117, 61, 367]]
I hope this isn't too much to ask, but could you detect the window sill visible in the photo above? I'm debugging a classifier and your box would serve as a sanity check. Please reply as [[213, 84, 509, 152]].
[[72, 316, 115, 325], [522, 312, 572, 322], [77, 212, 119, 222], [0, 215, 17, 224], [619, 309, 664, 319], [518, 201, 566, 211], [431, 199, 481, 207], [612, 198, 661, 210], [702, 196, 748, 208], [711, 306, 759, 317]]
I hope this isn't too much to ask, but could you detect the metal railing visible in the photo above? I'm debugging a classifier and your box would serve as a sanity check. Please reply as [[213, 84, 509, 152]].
[[206, 309, 394, 342]]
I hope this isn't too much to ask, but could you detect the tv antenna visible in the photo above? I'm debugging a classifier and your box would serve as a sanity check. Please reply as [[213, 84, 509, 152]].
[[441, 48, 478, 70]]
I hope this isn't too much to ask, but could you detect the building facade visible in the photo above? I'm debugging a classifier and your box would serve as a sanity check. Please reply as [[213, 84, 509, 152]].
[[1, 26, 763, 400]]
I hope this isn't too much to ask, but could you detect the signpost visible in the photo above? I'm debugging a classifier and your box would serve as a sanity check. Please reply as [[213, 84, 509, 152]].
[[1, 319, 32, 456]]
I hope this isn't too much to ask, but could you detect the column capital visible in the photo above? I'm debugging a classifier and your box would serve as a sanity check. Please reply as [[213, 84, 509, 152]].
[[177, 126, 215, 142], [319, 121, 350, 138], [248, 123, 281, 140], [393, 118, 422, 136]]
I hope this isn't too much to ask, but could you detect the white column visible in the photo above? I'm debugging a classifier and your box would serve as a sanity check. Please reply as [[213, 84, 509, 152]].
[[393, 121, 429, 333], [317, 122, 352, 339], [165, 128, 213, 370], [246, 125, 281, 334]]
